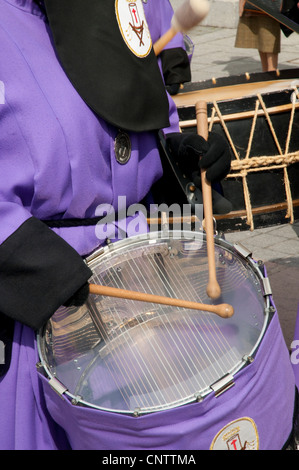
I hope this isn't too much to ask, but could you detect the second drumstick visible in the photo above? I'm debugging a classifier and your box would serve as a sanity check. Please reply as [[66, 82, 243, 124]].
[[196, 100, 221, 299]]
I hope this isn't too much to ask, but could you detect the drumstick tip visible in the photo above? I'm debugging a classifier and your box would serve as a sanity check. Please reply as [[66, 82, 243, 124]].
[[206, 281, 221, 300], [222, 303, 234, 318], [213, 303, 234, 318]]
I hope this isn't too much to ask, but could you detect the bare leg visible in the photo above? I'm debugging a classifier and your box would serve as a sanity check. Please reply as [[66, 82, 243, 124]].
[[259, 51, 278, 72], [266, 52, 278, 71], [259, 51, 268, 72]]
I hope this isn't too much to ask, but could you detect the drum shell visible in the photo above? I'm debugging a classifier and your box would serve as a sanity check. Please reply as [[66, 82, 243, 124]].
[[37, 230, 297, 449], [38, 231, 270, 415], [38, 310, 296, 450]]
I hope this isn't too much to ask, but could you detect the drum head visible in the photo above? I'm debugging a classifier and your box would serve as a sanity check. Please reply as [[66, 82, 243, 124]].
[[38, 231, 269, 415]]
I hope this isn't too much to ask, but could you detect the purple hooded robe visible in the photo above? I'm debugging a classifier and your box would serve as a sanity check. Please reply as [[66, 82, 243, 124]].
[[0, 0, 296, 450]]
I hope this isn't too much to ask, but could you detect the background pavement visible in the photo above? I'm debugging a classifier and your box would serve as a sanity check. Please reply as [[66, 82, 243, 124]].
[[170, 0, 299, 348], [188, 24, 299, 83]]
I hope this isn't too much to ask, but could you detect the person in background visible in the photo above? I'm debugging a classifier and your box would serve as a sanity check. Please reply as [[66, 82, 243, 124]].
[[280, 0, 299, 37], [235, 0, 281, 72]]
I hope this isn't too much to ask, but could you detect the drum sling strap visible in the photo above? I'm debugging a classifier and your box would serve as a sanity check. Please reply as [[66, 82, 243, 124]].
[[41, 216, 112, 228]]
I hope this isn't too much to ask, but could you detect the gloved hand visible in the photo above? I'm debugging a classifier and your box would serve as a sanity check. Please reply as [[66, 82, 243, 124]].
[[63, 282, 90, 307], [165, 83, 181, 95], [165, 131, 232, 182]]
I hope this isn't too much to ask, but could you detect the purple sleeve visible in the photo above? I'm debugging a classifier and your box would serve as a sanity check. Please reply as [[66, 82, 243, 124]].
[[148, 0, 186, 50], [144, 0, 189, 134], [0, 27, 92, 329], [0, 66, 35, 242], [0, 108, 92, 329], [0, 105, 92, 327]]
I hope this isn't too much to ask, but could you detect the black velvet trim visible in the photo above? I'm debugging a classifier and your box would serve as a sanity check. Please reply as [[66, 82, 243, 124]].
[[0, 217, 92, 330], [43, 0, 170, 132], [160, 47, 191, 86]]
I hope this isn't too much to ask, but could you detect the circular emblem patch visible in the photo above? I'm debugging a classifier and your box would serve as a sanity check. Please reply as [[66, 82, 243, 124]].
[[115, 0, 152, 57], [210, 417, 259, 450]]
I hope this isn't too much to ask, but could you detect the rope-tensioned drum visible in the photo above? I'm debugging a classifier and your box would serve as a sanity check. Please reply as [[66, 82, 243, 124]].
[[208, 86, 299, 230]]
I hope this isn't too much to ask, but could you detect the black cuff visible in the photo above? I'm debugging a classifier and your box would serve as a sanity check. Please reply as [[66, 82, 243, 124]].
[[160, 48, 191, 86], [0, 217, 92, 330], [63, 282, 90, 307]]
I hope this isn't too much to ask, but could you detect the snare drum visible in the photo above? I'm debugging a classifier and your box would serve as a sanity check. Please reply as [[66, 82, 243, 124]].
[[37, 230, 296, 449]]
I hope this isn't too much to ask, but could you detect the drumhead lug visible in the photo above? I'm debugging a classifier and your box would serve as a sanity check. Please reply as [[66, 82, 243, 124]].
[[133, 408, 141, 417], [71, 395, 83, 406], [257, 260, 266, 276], [242, 355, 254, 364], [210, 373, 235, 398], [195, 393, 204, 403], [262, 278, 272, 297], [265, 305, 276, 317], [48, 377, 68, 398], [233, 242, 252, 259]]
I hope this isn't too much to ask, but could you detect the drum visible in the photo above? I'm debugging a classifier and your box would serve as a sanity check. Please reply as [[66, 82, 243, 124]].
[[157, 69, 299, 232], [37, 230, 297, 449]]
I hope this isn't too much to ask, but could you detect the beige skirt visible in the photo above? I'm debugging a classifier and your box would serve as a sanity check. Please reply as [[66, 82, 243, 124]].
[[235, 14, 281, 53]]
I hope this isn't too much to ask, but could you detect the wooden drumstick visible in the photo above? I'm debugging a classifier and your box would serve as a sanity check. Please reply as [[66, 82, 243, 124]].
[[196, 100, 221, 299], [89, 284, 234, 319], [153, 0, 210, 56]]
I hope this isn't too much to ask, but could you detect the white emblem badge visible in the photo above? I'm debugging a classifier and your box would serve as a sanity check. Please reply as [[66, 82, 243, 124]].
[[115, 0, 152, 57], [210, 417, 259, 450]]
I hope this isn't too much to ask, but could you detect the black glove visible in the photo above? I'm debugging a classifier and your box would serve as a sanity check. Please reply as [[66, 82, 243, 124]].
[[160, 48, 191, 94], [63, 282, 90, 307], [165, 83, 181, 95], [166, 131, 232, 183]]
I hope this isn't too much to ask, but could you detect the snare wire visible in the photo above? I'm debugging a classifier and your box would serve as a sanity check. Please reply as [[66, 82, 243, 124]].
[[90, 242, 241, 411], [99, 253, 190, 409]]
